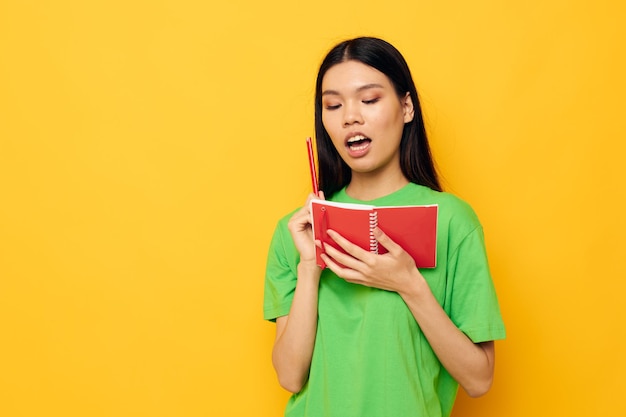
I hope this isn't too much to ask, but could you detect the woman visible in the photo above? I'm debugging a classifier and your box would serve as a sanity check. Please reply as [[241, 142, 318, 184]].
[[264, 37, 505, 417]]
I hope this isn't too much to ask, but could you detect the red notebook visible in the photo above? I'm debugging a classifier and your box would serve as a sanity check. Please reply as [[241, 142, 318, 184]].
[[310, 200, 438, 269]]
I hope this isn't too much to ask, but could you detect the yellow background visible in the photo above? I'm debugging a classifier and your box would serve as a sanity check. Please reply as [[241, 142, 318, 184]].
[[1, 1, 624, 416]]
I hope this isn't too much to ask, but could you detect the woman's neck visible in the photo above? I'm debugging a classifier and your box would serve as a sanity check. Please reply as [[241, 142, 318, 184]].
[[345, 170, 409, 201]]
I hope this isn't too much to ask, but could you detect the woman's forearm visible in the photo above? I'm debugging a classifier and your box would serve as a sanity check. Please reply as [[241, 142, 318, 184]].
[[398, 273, 496, 397], [272, 261, 321, 393]]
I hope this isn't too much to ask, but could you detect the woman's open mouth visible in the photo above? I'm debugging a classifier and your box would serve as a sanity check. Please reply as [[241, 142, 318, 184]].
[[346, 135, 371, 151]]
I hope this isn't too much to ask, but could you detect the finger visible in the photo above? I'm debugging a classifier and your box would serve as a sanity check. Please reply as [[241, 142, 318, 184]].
[[297, 192, 324, 220], [326, 229, 371, 260], [320, 252, 365, 283], [372, 227, 402, 254], [303, 194, 316, 210], [322, 241, 363, 271], [302, 192, 325, 222], [320, 252, 342, 271], [289, 208, 310, 226], [306, 191, 325, 205], [288, 206, 315, 235]]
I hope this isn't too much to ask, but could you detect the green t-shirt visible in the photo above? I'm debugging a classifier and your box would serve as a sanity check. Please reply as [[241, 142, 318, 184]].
[[264, 183, 506, 417]]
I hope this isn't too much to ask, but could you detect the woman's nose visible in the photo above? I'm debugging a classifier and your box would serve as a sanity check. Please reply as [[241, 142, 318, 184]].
[[343, 102, 364, 126]]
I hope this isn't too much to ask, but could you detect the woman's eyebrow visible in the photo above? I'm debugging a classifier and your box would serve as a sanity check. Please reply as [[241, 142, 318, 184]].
[[321, 89, 340, 97], [321, 83, 385, 97], [356, 83, 384, 92]]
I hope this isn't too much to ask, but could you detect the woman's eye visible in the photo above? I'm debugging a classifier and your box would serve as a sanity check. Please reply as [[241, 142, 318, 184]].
[[325, 104, 341, 110], [363, 98, 380, 105]]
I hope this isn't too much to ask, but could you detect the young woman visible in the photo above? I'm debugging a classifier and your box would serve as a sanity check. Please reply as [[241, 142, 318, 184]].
[[264, 37, 505, 417]]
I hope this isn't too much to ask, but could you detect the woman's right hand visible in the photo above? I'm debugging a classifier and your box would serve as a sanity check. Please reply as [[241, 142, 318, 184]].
[[287, 192, 325, 264]]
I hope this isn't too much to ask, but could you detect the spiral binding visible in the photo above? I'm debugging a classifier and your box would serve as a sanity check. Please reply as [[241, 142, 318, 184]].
[[369, 211, 378, 254]]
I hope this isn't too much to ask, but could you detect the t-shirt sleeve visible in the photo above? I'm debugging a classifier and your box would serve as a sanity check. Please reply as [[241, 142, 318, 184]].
[[263, 216, 299, 322], [446, 225, 506, 343]]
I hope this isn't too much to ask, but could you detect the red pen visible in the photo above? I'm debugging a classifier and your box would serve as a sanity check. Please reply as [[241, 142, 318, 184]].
[[306, 137, 319, 195]]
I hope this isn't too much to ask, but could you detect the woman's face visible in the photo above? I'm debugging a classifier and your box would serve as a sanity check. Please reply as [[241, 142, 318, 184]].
[[321, 60, 414, 177]]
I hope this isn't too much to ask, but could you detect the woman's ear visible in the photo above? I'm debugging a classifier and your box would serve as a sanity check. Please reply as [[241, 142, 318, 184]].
[[402, 92, 415, 123]]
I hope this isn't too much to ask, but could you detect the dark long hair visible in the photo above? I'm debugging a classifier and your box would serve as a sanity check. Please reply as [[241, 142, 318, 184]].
[[314, 37, 442, 197]]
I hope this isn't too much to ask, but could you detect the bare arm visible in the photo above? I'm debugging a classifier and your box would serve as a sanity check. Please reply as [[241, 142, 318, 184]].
[[272, 261, 321, 393], [321, 227, 496, 397], [271, 194, 323, 393]]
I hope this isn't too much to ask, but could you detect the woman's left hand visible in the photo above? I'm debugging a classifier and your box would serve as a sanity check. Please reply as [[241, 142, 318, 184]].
[[320, 227, 422, 292]]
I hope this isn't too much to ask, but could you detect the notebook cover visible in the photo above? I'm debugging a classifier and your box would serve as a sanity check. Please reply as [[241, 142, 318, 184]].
[[375, 205, 438, 268], [310, 200, 373, 268], [310, 200, 438, 269]]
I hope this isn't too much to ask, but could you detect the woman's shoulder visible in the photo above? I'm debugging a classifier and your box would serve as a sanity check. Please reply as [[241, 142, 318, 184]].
[[434, 190, 476, 216], [408, 183, 474, 209], [406, 184, 481, 228]]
